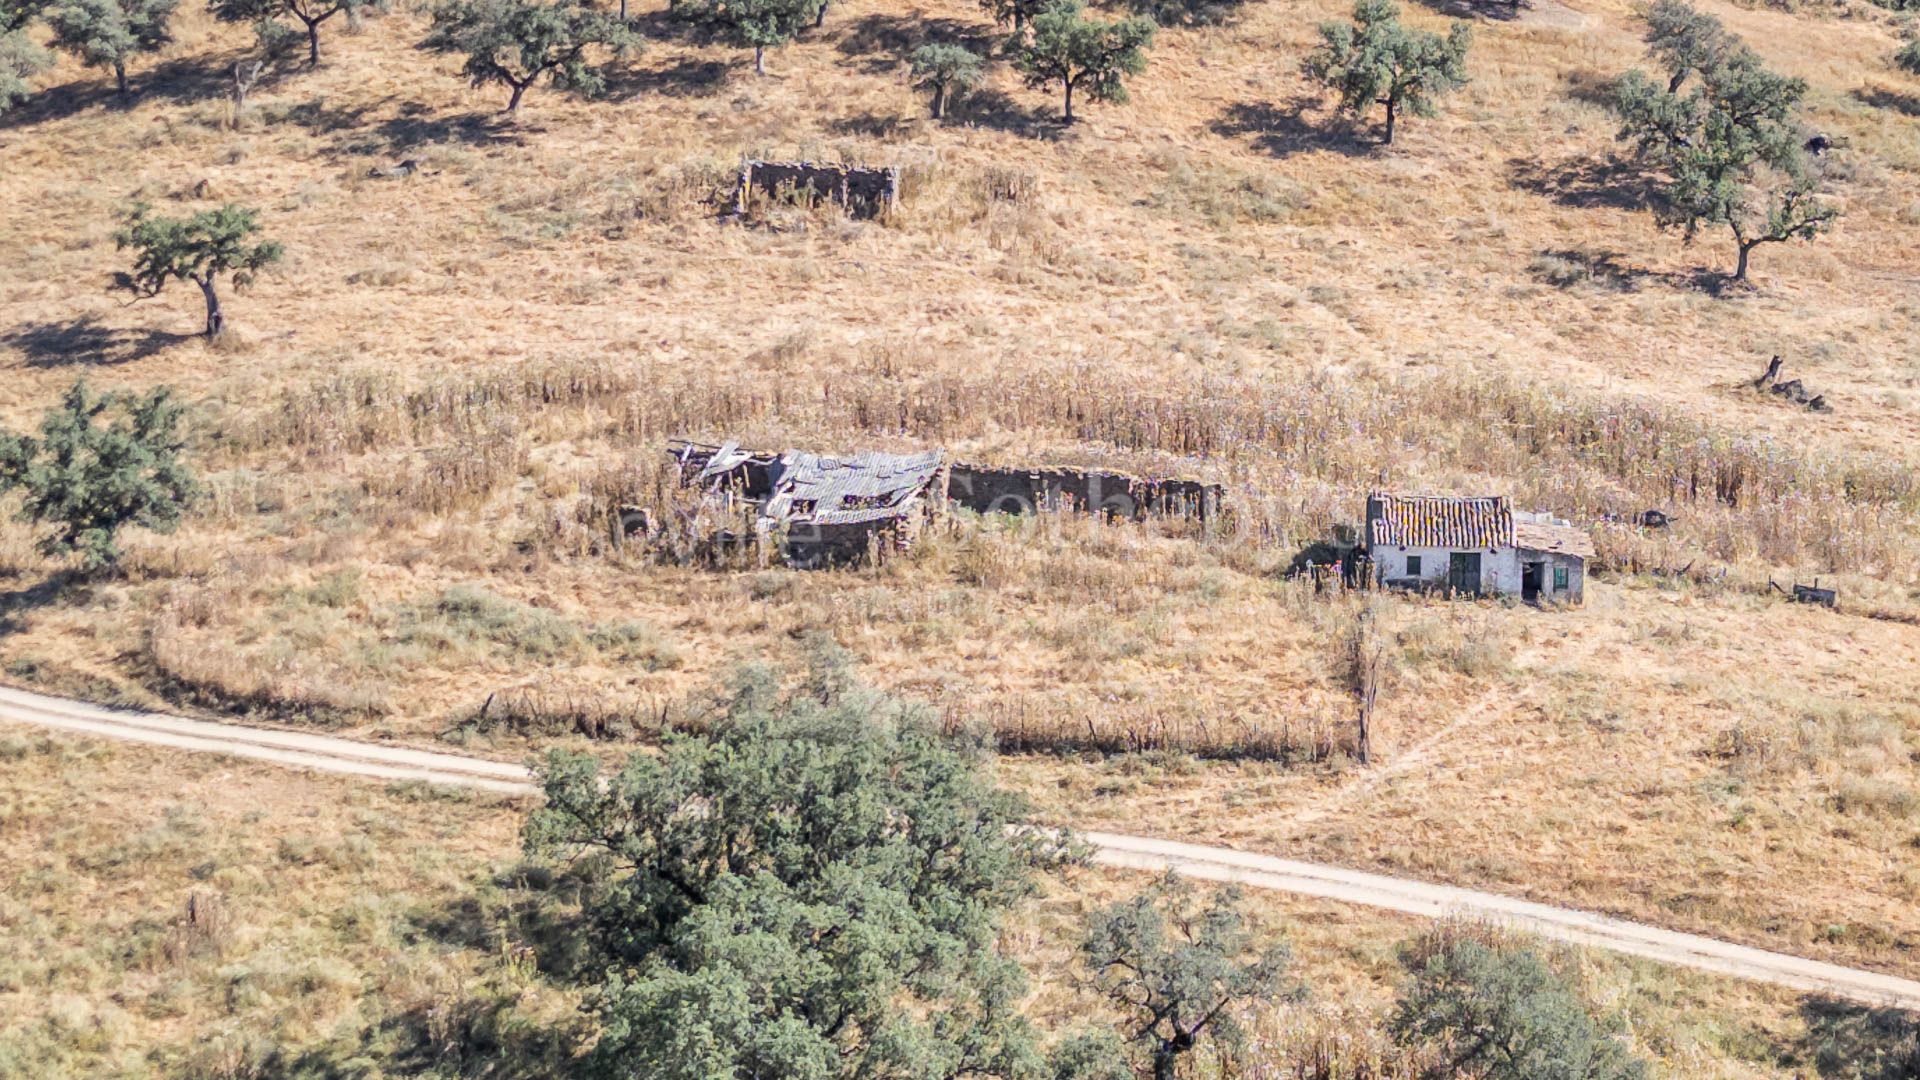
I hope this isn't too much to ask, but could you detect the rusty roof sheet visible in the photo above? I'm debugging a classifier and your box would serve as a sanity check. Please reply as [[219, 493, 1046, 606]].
[[1514, 520, 1596, 559], [764, 448, 946, 526], [1368, 494, 1513, 549]]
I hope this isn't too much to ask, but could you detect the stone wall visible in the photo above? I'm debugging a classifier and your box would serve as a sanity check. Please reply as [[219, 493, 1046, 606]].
[[733, 161, 900, 220], [947, 464, 1221, 521]]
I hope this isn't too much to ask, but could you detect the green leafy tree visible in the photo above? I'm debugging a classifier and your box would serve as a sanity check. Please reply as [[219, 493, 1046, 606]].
[[669, 0, 819, 75], [911, 42, 983, 119], [1, 0, 48, 31], [979, 0, 1046, 35], [1390, 922, 1648, 1080], [0, 381, 197, 570], [1611, 22, 1838, 282], [207, 0, 367, 68], [113, 204, 283, 339], [1640, 0, 1731, 92], [1012, 0, 1153, 124], [524, 649, 1073, 1080], [424, 0, 634, 110], [45, 0, 176, 94], [0, 28, 51, 112], [1304, 0, 1470, 145], [1075, 872, 1295, 1080]]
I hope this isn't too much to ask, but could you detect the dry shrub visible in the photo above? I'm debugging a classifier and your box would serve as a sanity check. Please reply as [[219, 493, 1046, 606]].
[[1228, 1004, 1429, 1080], [944, 692, 1347, 763], [454, 682, 664, 741], [163, 891, 231, 965], [145, 616, 390, 723]]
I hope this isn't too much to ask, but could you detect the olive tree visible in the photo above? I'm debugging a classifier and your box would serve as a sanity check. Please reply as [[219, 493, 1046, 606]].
[[524, 649, 1075, 1080], [1640, 0, 1731, 92], [0, 381, 197, 570], [669, 0, 820, 75], [911, 42, 982, 119], [1611, 9, 1838, 282], [1391, 922, 1648, 1080], [424, 0, 635, 111], [1073, 872, 1295, 1080], [1305, 0, 1471, 145], [112, 204, 282, 339], [45, 0, 175, 94], [208, 0, 366, 68], [1012, 0, 1153, 124]]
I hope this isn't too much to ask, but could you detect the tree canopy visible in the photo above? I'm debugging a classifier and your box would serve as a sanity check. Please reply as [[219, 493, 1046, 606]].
[[1390, 923, 1648, 1080], [1074, 872, 1295, 1080], [45, 0, 176, 93], [424, 0, 634, 110], [1611, 4, 1838, 282], [910, 43, 983, 119], [1011, 0, 1153, 123], [669, 0, 819, 75], [207, 0, 367, 67], [523, 650, 1073, 1080], [1304, 0, 1470, 145], [113, 203, 283, 338], [0, 381, 198, 570], [1640, 0, 1732, 92], [0, 27, 50, 111]]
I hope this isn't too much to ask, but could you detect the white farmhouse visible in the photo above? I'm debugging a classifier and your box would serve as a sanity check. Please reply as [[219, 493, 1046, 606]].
[[1365, 493, 1594, 605]]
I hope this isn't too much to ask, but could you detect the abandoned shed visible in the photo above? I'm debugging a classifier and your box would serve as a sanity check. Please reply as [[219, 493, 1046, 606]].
[[1366, 493, 1593, 604], [670, 440, 947, 567]]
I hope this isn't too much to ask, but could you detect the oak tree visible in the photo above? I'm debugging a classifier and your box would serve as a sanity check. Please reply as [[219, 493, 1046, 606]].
[[670, 0, 819, 75], [1611, 11, 1838, 282], [0, 27, 50, 112], [112, 203, 282, 338], [910, 42, 982, 119], [208, 0, 365, 68], [1305, 0, 1470, 145], [1011, 0, 1153, 124], [0, 381, 198, 570], [424, 0, 635, 111], [45, 0, 175, 94]]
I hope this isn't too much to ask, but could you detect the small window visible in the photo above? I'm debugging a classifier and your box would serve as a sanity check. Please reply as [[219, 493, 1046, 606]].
[[1553, 566, 1569, 591], [1405, 555, 1422, 577]]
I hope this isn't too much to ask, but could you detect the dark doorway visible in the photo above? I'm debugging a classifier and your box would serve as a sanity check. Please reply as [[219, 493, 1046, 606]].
[[1522, 561, 1544, 602], [1448, 552, 1482, 594]]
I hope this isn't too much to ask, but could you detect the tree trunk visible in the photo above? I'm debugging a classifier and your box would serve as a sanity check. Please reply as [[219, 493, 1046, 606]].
[[114, 60, 128, 94], [754, 44, 766, 75], [931, 82, 947, 119], [1734, 240, 1755, 282], [305, 19, 321, 66], [197, 276, 225, 338], [506, 79, 527, 112], [814, 0, 826, 27], [1062, 79, 1073, 123], [1152, 1044, 1178, 1080], [1382, 94, 1396, 144], [619, 0, 626, 17]]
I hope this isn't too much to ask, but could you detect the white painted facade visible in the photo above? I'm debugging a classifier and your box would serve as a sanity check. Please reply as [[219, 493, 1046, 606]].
[[1374, 542, 1584, 602]]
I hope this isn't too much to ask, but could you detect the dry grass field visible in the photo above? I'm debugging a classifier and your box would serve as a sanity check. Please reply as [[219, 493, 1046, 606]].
[[3, 0, 1920, 1063], [4, 730, 1906, 1077]]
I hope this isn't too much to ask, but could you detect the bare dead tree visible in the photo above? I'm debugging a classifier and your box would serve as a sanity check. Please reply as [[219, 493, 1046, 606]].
[[1346, 610, 1384, 766]]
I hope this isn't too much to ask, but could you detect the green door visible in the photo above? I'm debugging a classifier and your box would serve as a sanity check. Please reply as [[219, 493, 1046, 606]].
[[1448, 552, 1482, 594]]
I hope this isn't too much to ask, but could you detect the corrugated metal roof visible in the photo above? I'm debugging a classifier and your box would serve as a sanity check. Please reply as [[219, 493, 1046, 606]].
[[764, 449, 946, 526], [1368, 493, 1513, 549], [1514, 521, 1596, 559]]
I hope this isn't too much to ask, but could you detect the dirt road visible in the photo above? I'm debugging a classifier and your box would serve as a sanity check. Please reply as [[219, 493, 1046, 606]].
[[5, 681, 1918, 1010]]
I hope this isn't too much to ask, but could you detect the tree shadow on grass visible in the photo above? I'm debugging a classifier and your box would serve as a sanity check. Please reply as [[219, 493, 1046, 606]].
[[1791, 997, 1920, 1078], [1210, 99, 1374, 159], [1527, 247, 1705, 293], [0, 573, 81, 638], [0, 53, 238, 129], [833, 12, 998, 74], [607, 57, 736, 99], [335, 104, 527, 157], [1853, 85, 1920, 118], [948, 87, 1064, 141], [1506, 154, 1663, 213], [1, 316, 193, 368], [1410, 0, 1531, 18], [408, 861, 606, 983]]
